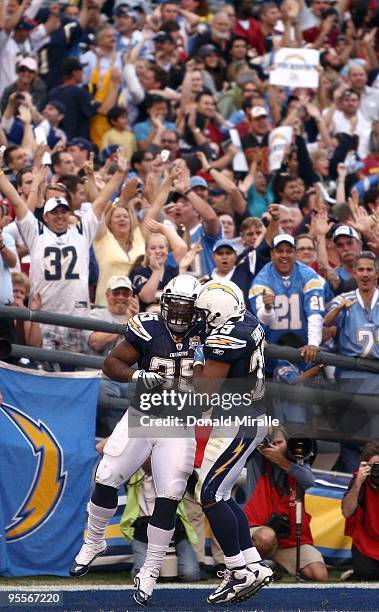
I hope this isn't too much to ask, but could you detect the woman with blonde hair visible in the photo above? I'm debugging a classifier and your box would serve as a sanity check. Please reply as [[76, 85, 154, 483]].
[[130, 220, 188, 312], [94, 196, 146, 306]]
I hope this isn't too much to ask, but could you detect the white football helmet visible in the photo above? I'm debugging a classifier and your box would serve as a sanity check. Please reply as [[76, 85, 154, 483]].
[[161, 274, 201, 334], [195, 279, 245, 331]]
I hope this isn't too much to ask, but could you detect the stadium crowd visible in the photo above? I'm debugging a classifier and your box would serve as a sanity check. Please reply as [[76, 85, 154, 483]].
[[0, 0, 378, 583]]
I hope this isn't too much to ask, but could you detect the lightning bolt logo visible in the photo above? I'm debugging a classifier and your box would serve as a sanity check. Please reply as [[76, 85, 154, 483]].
[[207, 283, 238, 299], [1, 404, 67, 542], [208, 440, 246, 484]]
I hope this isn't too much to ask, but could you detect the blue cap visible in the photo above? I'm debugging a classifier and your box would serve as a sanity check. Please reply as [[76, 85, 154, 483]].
[[67, 137, 93, 151], [190, 176, 208, 189], [213, 239, 237, 253]]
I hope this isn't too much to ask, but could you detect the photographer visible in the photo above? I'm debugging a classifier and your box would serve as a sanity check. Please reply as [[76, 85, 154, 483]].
[[342, 441, 379, 581], [244, 426, 328, 581]]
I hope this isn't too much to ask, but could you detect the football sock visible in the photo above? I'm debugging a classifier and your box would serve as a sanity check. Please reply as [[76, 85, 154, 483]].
[[143, 524, 175, 573], [226, 498, 261, 562], [85, 501, 116, 545], [202, 500, 243, 559]]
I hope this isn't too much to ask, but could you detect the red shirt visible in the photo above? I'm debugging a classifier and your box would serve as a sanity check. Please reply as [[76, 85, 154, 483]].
[[233, 18, 266, 55], [344, 476, 379, 560], [244, 463, 313, 548]]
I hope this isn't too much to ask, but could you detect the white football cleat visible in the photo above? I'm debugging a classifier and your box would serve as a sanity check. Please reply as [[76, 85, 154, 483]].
[[133, 567, 159, 606], [207, 567, 257, 605], [69, 541, 107, 577], [233, 561, 274, 602]]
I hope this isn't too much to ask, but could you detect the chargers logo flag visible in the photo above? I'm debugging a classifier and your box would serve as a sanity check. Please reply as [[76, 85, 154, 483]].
[[0, 362, 100, 576]]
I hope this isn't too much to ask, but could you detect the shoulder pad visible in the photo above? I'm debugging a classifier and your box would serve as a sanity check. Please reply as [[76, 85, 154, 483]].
[[127, 313, 159, 341], [205, 334, 247, 350]]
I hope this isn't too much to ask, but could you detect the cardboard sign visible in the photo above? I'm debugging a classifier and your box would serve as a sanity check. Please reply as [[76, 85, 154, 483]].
[[270, 48, 320, 89], [269, 126, 293, 171]]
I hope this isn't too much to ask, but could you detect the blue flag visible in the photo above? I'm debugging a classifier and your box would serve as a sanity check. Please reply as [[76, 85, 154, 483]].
[[0, 363, 100, 576]]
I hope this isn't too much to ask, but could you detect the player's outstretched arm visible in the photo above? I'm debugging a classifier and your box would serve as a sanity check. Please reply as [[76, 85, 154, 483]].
[[0, 169, 29, 220], [103, 341, 141, 382]]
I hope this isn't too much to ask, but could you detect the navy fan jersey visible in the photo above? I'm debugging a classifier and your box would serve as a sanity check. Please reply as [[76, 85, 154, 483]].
[[204, 311, 266, 414], [124, 312, 206, 412]]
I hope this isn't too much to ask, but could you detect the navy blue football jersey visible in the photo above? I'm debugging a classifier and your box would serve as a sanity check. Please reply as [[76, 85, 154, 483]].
[[204, 311, 266, 410], [124, 313, 205, 413]]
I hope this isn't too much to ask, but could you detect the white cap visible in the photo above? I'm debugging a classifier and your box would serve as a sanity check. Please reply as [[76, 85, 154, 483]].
[[18, 57, 38, 72], [106, 275, 133, 291], [333, 225, 360, 242], [272, 234, 295, 248], [251, 106, 268, 119], [43, 197, 70, 214]]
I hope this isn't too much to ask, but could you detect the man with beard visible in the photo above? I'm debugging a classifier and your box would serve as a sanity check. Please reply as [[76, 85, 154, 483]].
[[190, 11, 232, 59]]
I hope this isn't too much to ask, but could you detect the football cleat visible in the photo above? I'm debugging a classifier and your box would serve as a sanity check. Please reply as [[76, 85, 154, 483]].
[[133, 567, 159, 606], [69, 541, 107, 577], [234, 561, 274, 602], [207, 567, 256, 605]]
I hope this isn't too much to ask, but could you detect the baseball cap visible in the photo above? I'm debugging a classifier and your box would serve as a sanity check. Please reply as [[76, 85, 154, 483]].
[[62, 57, 87, 78], [154, 31, 174, 44], [18, 57, 37, 71], [213, 239, 238, 253], [332, 225, 360, 242], [198, 44, 218, 58], [67, 137, 93, 152], [15, 17, 37, 31], [272, 234, 295, 249], [190, 176, 208, 189], [106, 275, 133, 291], [48, 99, 66, 115], [44, 197, 70, 214], [251, 106, 268, 119]]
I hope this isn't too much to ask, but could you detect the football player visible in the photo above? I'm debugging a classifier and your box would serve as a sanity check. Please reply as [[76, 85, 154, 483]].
[[70, 275, 204, 606], [193, 280, 273, 605]]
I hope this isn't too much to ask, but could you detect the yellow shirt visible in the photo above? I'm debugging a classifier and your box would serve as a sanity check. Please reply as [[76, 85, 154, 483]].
[[94, 227, 145, 306], [101, 129, 137, 162]]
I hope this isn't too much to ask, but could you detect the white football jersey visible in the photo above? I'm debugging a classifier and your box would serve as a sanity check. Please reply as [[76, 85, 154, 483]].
[[17, 210, 100, 315]]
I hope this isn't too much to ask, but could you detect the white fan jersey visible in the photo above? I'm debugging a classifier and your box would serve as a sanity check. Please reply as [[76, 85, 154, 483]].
[[17, 210, 100, 315]]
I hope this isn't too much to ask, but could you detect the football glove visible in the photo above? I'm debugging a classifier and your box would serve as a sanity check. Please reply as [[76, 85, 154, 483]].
[[132, 369, 165, 390]]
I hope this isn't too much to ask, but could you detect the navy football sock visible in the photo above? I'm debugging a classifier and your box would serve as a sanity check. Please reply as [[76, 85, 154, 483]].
[[203, 500, 242, 558], [226, 498, 253, 551]]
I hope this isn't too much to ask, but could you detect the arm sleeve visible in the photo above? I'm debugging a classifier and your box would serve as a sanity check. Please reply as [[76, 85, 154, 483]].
[[124, 64, 145, 104], [307, 313, 323, 347], [257, 303, 277, 326], [288, 463, 315, 490]]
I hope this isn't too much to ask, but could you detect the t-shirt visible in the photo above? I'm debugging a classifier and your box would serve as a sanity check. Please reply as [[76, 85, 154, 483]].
[[131, 264, 178, 312], [48, 84, 99, 140], [94, 227, 145, 306]]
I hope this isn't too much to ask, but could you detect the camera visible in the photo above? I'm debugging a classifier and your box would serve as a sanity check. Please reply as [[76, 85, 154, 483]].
[[370, 463, 379, 486], [287, 437, 314, 463], [260, 434, 273, 448], [266, 513, 291, 539]]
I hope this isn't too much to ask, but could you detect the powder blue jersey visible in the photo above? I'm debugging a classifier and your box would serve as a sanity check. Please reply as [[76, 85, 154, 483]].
[[249, 261, 325, 344], [327, 289, 379, 359]]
